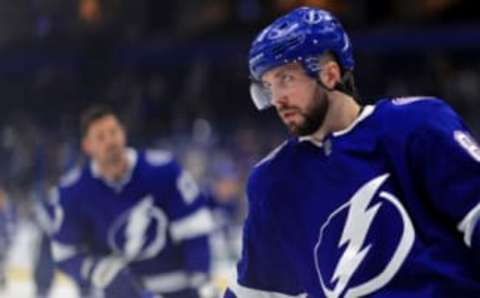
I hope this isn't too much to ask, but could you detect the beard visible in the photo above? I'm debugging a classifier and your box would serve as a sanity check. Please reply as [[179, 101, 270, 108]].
[[285, 87, 330, 136]]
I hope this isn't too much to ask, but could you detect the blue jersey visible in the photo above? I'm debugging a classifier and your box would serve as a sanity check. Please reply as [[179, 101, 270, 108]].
[[226, 98, 480, 298], [51, 149, 214, 296]]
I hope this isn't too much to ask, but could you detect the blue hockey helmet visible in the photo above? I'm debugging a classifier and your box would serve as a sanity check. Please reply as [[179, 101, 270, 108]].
[[248, 7, 354, 110]]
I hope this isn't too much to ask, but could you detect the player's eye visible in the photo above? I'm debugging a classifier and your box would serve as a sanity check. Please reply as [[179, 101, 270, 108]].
[[281, 74, 294, 84]]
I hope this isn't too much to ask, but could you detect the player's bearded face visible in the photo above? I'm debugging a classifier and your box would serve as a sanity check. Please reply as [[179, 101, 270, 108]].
[[282, 85, 329, 136], [264, 63, 330, 136]]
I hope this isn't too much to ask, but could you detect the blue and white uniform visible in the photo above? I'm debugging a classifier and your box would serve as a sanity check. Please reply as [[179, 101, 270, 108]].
[[51, 149, 214, 298], [226, 98, 480, 298]]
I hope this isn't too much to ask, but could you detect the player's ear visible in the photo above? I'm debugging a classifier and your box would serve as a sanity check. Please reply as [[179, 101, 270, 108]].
[[318, 60, 341, 89]]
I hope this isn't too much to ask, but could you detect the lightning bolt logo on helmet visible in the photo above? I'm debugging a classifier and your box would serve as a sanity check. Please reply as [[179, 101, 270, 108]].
[[314, 174, 415, 298]]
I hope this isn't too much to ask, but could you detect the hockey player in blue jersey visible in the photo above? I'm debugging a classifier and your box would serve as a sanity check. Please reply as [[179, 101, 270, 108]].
[[225, 6, 480, 298], [50, 105, 215, 298]]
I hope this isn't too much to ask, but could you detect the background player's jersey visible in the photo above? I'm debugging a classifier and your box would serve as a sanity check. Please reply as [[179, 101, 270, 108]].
[[51, 149, 214, 295], [226, 97, 480, 298]]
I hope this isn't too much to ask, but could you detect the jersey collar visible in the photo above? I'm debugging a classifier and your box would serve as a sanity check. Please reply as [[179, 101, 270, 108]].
[[90, 148, 138, 192], [298, 104, 375, 147], [332, 105, 375, 137]]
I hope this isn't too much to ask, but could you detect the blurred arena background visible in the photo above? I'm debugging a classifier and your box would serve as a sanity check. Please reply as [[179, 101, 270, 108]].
[[0, 0, 479, 297]]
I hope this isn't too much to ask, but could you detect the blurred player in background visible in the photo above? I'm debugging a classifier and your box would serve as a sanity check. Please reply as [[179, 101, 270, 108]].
[[225, 6, 480, 298], [49, 105, 215, 298], [205, 158, 243, 262]]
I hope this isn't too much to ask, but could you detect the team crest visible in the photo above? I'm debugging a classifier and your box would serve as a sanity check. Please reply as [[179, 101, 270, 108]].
[[314, 174, 415, 298], [108, 195, 168, 261]]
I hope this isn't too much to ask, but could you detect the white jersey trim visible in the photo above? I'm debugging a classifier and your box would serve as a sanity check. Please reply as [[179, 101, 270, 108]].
[[90, 148, 138, 192], [254, 141, 288, 168], [51, 240, 80, 262], [454, 130, 480, 163], [145, 149, 173, 166], [142, 271, 206, 293], [333, 105, 375, 137], [298, 135, 323, 148], [391, 96, 436, 106], [59, 167, 82, 188], [458, 202, 480, 247], [170, 208, 215, 242], [228, 281, 308, 298]]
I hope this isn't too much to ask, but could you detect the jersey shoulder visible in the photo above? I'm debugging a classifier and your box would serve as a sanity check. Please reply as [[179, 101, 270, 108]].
[[143, 149, 174, 168], [57, 165, 89, 194], [248, 139, 297, 197], [252, 138, 298, 174], [56, 165, 91, 208], [58, 166, 83, 188], [375, 96, 462, 135], [137, 149, 180, 182]]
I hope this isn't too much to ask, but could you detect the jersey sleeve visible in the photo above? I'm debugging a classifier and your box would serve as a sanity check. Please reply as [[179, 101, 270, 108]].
[[50, 186, 94, 289], [159, 159, 214, 278], [225, 170, 306, 297], [407, 101, 480, 250]]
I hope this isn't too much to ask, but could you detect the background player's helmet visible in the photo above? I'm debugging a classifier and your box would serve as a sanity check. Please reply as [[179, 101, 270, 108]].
[[248, 7, 354, 110]]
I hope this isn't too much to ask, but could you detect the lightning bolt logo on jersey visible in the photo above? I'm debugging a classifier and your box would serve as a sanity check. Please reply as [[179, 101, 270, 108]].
[[226, 98, 480, 298], [108, 195, 168, 261], [51, 149, 214, 296], [315, 174, 415, 298]]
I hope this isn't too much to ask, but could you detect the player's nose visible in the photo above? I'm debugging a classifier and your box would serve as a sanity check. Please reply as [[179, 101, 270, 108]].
[[271, 88, 289, 109]]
